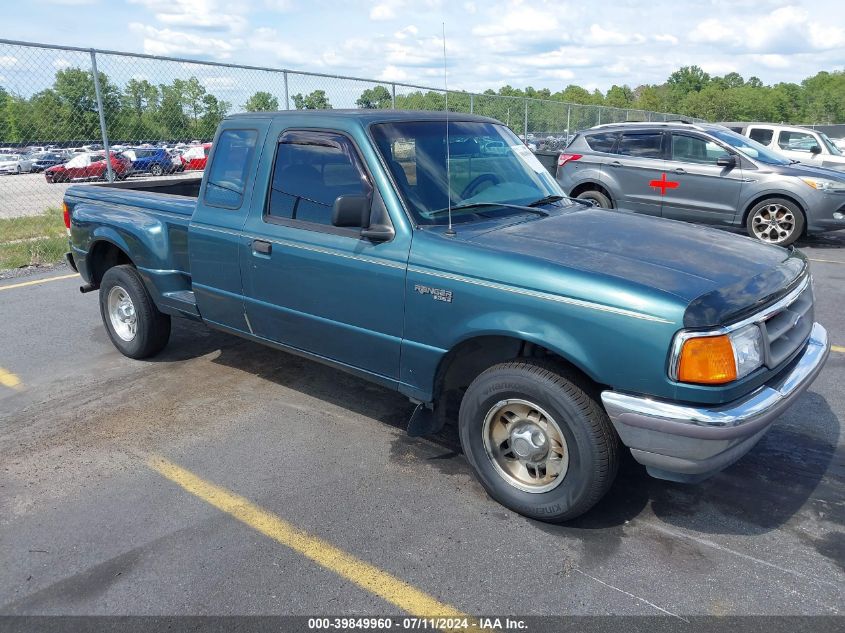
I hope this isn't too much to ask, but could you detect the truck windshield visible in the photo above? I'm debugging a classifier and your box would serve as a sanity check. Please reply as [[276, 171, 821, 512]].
[[370, 120, 568, 225], [708, 128, 791, 166], [819, 132, 843, 156]]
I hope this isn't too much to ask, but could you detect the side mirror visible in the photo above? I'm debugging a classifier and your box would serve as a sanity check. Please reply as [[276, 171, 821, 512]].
[[332, 194, 370, 228], [716, 155, 737, 167], [810, 145, 822, 155]]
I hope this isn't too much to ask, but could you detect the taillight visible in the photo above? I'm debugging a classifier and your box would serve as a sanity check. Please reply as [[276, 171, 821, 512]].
[[62, 201, 71, 234], [558, 153, 582, 167]]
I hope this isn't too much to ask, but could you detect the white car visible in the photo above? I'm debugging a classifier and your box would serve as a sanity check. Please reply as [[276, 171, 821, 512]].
[[732, 123, 845, 170], [0, 153, 35, 175]]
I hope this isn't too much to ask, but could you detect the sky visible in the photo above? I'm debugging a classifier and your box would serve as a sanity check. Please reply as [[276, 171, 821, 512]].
[[2, 0, 844, 95]]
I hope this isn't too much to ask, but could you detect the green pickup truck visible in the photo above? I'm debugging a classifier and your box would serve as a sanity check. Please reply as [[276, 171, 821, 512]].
[[64, 110, 830, 522]]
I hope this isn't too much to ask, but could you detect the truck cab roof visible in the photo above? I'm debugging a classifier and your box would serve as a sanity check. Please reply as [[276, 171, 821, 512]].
[[225, 109, 500, 125]]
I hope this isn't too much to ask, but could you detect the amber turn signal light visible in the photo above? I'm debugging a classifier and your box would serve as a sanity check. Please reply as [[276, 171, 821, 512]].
[[677, 334, 737, 384]]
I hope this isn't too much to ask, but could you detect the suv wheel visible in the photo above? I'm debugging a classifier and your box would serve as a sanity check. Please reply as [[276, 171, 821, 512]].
[[459, 360, 619, 522], [150, 163, 164, 177], [746, 198, 804, 246], [576, 190, 612, 209]]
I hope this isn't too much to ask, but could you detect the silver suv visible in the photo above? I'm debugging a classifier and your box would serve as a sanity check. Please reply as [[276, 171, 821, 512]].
[[557, 121, 845, 245]]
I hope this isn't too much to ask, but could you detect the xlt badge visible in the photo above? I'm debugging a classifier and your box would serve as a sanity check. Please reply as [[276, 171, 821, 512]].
[[414, 284, 453, 303]]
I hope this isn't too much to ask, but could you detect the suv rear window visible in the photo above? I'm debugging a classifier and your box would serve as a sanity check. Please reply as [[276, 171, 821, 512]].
[[584, 133, 616, 153], [617, 132, 663, 158]]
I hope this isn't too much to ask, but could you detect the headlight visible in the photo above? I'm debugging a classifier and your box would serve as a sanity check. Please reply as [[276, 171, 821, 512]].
[[671, 324, 763, 385], [800, 177, 845, 192]]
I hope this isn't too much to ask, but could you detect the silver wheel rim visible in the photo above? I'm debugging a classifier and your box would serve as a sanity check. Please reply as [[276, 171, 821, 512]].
[[107, 285, 137, 342], [751, 203, 796, 244], [482, 399, 569, 494]]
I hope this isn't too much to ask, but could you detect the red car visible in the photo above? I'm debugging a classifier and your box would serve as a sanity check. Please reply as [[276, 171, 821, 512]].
[[45, 151, 131, 183], [180, 143, 212, 171]]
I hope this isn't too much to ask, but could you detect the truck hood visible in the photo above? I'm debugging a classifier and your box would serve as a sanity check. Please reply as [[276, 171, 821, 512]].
[[456, 208, 806, 327]]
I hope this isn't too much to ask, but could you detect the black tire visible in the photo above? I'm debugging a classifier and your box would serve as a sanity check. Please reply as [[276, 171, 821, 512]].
[[99, 265, 171, 359], [459, 360, 619, 522], [150, 163, 164, 177], [745, 198, 805, 246], [576, 189, 612, 209]]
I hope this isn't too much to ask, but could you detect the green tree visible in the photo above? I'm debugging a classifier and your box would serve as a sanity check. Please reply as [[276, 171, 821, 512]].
[[356, 85, 392, 109], [292, 90, 332, 110], [243, 91, 279, 112]]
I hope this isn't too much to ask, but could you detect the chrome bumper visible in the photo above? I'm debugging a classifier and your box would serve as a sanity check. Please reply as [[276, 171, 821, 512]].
[[601, 322, 830, 482]]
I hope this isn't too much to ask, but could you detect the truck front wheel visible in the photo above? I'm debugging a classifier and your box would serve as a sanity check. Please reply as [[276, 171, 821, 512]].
[[99, 265, 171, 359], [459, 360, 619, 522]]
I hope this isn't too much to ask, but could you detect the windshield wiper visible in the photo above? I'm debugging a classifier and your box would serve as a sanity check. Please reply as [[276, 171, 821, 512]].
[[427, 201, 550, 219], [526, 194, 564, 207]]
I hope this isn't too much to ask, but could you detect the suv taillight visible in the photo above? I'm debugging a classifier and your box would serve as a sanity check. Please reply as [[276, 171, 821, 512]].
[[558, 153, 582, 167]]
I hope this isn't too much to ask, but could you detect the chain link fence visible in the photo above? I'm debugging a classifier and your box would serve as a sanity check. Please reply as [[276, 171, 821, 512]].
[[0, 39, 699, 220]]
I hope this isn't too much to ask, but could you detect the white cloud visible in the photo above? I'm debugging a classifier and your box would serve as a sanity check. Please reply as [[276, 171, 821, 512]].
[[370, 1, 402, 21], [588, 24, 645, 46], [0, 56, 17, 68], [749, 54, 792, 69], [472, 6, 559, 36], [394, 25, 419, 39], [128, 23, 243, 59], [378, 65, 408, 81], [128, 0, 248, 33], [654, 34, 679, 45], [52, 58, 72, 69]]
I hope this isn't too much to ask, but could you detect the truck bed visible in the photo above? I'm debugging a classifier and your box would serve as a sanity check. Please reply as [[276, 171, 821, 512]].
[[65, 176, 201, 318]]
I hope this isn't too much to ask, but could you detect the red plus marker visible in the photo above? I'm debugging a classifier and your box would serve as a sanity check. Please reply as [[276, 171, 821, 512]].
[[649, 173, 680, 196]]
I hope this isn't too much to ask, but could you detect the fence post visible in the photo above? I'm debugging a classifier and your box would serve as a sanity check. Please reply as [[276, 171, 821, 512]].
[[89, 50, 113, 183], [566, 105, 571, 137], [523, 99, 528, 140], [283, 71, 290, 110], [597, 107, 601, 126], [391, 83, 396, 109], [470, 94, 474, 114]]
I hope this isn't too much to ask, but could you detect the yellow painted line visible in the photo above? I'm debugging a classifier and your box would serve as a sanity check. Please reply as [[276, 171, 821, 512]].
[[832, 345, 845, 354], [0, 273, 78, 292], [0, 367, 22, 390], [809, 258, 845, 265], [148, 456, 473, 625]]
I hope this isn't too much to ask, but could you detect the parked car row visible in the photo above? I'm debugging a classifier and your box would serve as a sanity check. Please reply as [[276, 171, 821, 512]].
[[557, 121, 845, 246], [0, 142, 212, 181]]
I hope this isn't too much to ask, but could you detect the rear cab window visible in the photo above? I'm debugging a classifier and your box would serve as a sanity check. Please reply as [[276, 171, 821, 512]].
[[203, 129, 258, 208], [748, 128, 774, 145]]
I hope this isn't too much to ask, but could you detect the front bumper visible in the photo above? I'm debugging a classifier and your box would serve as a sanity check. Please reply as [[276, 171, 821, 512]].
[[601, 322, 830, 482]]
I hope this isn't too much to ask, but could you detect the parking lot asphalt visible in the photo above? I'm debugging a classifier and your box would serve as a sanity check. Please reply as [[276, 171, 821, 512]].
[[0, 234, 843, 619], [0, 172, 200, 218]]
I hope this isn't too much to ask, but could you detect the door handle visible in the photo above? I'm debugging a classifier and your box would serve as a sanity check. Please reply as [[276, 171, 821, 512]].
[[608, 161, 622, 168], [252, 239, 272, 255], [673, 168, 686, 174]]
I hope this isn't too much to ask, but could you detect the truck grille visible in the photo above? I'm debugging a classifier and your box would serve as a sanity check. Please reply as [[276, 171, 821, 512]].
[[760, 280, 814, 369]]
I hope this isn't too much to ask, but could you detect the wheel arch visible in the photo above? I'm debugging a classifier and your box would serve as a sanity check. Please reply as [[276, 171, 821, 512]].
[[741, 192, 807, 227], [569, 181, 614, 208], [87, 238, 135, 285], [431, 333, 603, 417]]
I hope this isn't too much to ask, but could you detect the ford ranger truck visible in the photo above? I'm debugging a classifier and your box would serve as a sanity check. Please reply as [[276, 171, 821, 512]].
[[63, 111, 830, 522]]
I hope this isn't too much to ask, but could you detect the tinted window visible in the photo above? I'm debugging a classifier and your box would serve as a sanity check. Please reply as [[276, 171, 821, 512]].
[[748, 128, 773, 145], [204, 129, 258, 208], [617, 132, 663, 158], [267, 131, 370, 227], [584, 132, 616, 153], [671, 134, 731, 164]]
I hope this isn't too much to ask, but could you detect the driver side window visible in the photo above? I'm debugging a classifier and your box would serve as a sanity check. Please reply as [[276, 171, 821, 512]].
[[266, 131, 372, 228]]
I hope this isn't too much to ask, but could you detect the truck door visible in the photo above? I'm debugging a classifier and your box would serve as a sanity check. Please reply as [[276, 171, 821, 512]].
[[241, 129, 409, 380], [602, 130, 666, 216], [189, 120, 270, 330], [661, 132, 744, 225]]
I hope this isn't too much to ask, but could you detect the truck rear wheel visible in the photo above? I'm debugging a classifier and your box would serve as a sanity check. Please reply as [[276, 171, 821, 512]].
[[99, 265, 171, 359], [458, 360, 618, 522]]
